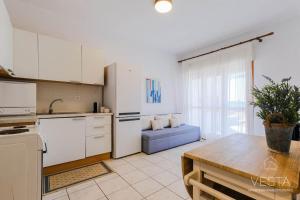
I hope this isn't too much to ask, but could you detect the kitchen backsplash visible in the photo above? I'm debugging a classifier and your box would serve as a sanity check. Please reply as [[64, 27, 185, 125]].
[[37, 82, 102, 113]]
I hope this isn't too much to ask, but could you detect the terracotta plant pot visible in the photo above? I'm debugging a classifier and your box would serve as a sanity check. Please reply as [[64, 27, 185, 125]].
[[264, 122, 295, 153]]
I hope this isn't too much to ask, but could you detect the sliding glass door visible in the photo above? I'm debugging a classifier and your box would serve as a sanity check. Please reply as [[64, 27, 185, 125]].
[[182, 44, 253, 139]]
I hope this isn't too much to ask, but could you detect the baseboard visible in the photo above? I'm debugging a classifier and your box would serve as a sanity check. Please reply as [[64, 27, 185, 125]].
[[43, 152, 111, 175]]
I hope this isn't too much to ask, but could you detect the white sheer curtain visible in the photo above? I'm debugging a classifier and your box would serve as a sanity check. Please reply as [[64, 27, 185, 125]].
[[182, 44, 254, 139]]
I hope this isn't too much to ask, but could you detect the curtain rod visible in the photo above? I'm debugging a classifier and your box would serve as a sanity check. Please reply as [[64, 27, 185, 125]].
[[178, 32, 274, 63]]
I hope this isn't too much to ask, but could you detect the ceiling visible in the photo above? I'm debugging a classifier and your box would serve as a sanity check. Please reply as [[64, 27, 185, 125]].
[[4, 0, 300, 56]]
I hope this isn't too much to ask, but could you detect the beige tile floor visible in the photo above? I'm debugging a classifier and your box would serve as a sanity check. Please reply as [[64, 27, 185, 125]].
[[42, 138, 300, 200], [42, 140, 205, 200]]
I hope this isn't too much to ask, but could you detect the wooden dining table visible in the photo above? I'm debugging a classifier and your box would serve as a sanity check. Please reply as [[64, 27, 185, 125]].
[[182, 134, 300, 200]]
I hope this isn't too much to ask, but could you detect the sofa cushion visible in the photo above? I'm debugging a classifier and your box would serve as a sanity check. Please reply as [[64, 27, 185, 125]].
[[151, 119, 164, 131], [170, 117, 180, 128], [171, 113, 184, 125], [155, 114, 171, 127], [142, 124, 199, 141], [141, 115, 155, 130]]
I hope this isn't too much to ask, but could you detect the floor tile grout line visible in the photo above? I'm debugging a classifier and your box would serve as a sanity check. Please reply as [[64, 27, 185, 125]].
[[141, 174, 175, 198], [112, 166, 175, 199], [164, 186, 186, 200], [93, 179, 108, 200], [66, 180, 96, 195], [94, 173, 127, 198], [138, 162, 187, 199], [43, 188, 68, 200], [114, 169, 148, 199], [66, 190, 71, 200]]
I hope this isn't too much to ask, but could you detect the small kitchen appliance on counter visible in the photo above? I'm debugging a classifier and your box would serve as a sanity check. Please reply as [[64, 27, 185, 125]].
[[93, 102, 98, 113]]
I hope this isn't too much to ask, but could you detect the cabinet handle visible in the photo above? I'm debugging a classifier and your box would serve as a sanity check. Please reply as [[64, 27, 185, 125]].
[[94, 126, 105, 129], [94, 135, 105, 139], [94, 116, 104, 119], [43, 142, 48, 154], [72, 118, 85, 121]]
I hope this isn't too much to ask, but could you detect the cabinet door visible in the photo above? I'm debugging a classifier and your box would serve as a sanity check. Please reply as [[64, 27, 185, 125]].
[[114, 117, 141, 158], [0, 0, 13, 71], [86, 134, 111, 157], [38, 34, 81, 82], [13, 28, 38, 79], [39, 117, 86, 167], [82, 46, 104, 85]]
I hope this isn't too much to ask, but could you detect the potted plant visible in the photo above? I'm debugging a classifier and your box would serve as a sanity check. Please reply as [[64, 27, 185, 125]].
[[252, 76, 300, 153]]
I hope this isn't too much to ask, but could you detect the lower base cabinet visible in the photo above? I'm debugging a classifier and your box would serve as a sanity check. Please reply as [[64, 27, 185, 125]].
[[86, 134, 111, 157], [85, 116, 112, 157], [39, 117, 86, 167], [39, 115, 112, 167]]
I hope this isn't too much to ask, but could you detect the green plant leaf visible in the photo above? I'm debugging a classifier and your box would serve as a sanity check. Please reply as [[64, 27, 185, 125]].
[[251, 75, 300, 124]]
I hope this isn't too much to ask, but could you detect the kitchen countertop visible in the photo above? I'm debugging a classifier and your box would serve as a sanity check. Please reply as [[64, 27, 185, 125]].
[[0, 113, 113, 125], [36, 112, 113, 119]]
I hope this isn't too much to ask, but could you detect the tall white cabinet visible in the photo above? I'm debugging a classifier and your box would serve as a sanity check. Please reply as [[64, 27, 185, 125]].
[[0, 0, 13, 71], [38, 34, 82, 82], [82, 47, 105, 85], [13, 29, 39, 79]]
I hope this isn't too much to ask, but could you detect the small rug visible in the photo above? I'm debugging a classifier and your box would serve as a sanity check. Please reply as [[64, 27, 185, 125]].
[[44, 162, 111, 193]]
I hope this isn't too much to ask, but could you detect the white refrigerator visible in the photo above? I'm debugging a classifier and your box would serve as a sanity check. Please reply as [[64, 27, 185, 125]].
[[104, 63, 142, 158]]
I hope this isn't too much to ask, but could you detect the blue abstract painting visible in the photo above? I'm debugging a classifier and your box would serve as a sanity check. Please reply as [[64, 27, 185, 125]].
[[146, 79, 161, 103]]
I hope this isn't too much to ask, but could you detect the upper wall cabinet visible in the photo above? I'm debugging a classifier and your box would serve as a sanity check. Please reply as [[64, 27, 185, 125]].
[[13, 28, 39, 79], [82, 46, 105, 85], [0, 0, 13, 71], [38, 34, 82, 82]]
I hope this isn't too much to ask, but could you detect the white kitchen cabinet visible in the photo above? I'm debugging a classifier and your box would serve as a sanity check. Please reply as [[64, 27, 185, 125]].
[[86, 134, 111, 157], [13, 28, 38, 79], [39, 117, 86, 167], [38, 34, 82, 82], [85, 116, 112, 157], [86, 115, 111, 129], [0, 0, 13, 71], [82, 46, 105, 85]]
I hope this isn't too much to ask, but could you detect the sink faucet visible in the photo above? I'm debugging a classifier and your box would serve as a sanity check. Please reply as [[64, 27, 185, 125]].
[[49, 99, 63, 114]]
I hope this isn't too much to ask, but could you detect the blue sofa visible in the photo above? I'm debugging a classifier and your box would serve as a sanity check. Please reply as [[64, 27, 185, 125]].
[[142, 124, 201, 154]]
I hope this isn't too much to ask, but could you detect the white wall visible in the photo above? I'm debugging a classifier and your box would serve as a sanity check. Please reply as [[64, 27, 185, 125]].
[[85, 39, 180, 115], [178, 16, 300, 135], [0, 0, 13, 70], [252, 17, 300, 134]]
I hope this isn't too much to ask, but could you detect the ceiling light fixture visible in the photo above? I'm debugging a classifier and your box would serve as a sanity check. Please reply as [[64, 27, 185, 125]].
[[155, 0, 173, 14]]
